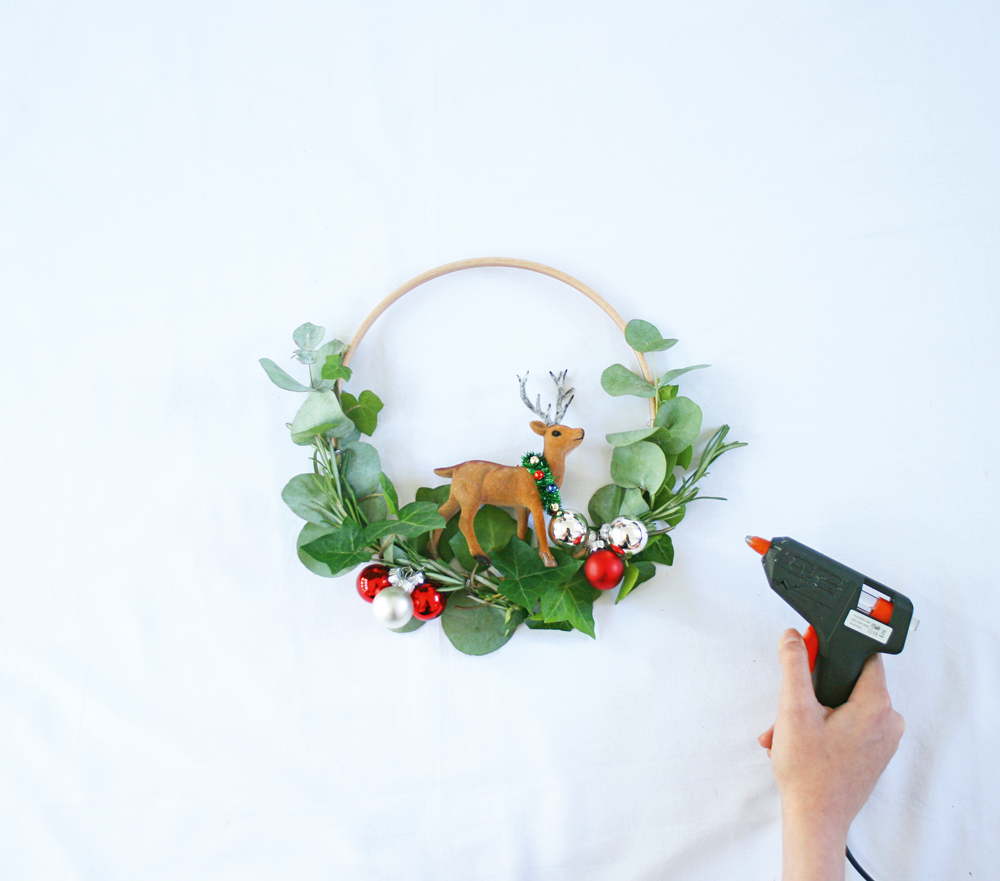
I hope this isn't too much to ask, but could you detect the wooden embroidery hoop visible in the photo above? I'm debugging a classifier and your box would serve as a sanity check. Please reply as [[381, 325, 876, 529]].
[[341, 257, 657, 423]]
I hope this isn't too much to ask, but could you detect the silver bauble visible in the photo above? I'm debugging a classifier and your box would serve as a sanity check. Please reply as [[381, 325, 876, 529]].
[[372, 585, 413, 629], [606, 516, 649, 554], [548, 509, 590, 547]]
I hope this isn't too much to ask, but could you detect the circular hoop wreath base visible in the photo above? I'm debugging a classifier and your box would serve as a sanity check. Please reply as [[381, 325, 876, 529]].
[[260, 257, 746, 656]]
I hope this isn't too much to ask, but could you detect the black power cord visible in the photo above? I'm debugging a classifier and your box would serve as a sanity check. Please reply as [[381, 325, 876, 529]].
[[846, 845, 877, 881]]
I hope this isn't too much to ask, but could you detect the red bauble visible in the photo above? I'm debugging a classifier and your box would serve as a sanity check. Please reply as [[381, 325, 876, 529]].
[[410, 581, 446, 620], [533, 470, 545, 480], [584, 549, 625, 590], [357, 564, 391, 602]]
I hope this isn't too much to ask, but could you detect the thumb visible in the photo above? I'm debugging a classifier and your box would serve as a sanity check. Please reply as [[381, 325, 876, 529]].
[[777, 628, 819, 716]]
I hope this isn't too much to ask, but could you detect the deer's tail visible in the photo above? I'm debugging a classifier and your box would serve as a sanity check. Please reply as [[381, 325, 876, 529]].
[[433, 466, 457, 478]]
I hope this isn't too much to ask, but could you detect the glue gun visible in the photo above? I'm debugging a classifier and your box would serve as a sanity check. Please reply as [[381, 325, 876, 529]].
[[746, 536, 915, 708]]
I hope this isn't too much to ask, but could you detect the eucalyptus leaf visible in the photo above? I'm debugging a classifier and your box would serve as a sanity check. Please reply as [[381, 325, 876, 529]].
[[610, 441, 667, 493], [624, 319, 678, 354], [390, 616, 425, 633], [657, 364, 710, 386], [281, 473, 333, 524], [289, 391, 355, 445], [588, 483, 624, 527], [676, 445, 693, 470], [292, 322, 325, 351], [358, 494, 388, 526], [600, 364, 657, 398], [653, 397, 703, 454], [259, 358, 312, 393], [341, 441, 382, 498], [441, 592, 526, 655], [296, 522, 339, 577], [620, 487, 650, 518], [605, 427, 658, 446]]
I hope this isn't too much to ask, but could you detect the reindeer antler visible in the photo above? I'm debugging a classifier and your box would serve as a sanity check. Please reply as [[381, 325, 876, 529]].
[[517, 370, 575, 426]]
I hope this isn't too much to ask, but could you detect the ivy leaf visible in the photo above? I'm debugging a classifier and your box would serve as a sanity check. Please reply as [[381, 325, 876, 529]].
[[616, 561, 656, 603], [320, 352, 353, 383], [610, 441, 667, 493], [653, 397, 703, 454], [292, 322, 325, 351], [657, 364, 710, 386], [624, 319, 678, 354], [415, 485, 452, 507], [341, 441, 382, 498], [588, 483, 624, 527], [441, 592, 527, 655], [635, 534, 674, 566], [380, 473, 399, 517], [491, 538, 581, 610], [397, 501, 447, 532], [259, 358, 312, 392], [600, 364, 657, 398], [289, 391, 356, 444], [281, 473, 333, 524], [300, 521, 370, 576], [605, 427, 658, 446], [539, 569, 600, 637], [341, 389, 384, 436], [525, 617, 573, 631], [309, 339, 346, 386], [658, 384, 679, 402]]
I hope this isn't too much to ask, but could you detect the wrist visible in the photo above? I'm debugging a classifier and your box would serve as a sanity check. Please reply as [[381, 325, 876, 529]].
[[780, 796, 849, 881]]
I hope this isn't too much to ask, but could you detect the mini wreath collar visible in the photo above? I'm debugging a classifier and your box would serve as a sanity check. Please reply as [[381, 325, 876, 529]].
[[259, 258, 746, 656], [521, 452, 563, 514]]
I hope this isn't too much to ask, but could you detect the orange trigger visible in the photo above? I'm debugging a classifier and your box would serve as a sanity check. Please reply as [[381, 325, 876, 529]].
[[804, 626, 819, 673]]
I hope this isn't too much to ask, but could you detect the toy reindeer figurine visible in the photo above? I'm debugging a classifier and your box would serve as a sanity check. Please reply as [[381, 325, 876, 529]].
[[428, 371, 585, 568]]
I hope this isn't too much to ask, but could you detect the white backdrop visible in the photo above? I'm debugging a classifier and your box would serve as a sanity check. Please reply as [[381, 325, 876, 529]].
[[2, 2, 998, 879]]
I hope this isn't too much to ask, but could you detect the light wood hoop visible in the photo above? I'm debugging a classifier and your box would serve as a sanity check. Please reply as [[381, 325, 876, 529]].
[[342, 257, 657, 422]]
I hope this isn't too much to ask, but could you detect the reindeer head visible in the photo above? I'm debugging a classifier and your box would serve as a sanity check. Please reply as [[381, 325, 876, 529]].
[[519, 370, 585, 462]]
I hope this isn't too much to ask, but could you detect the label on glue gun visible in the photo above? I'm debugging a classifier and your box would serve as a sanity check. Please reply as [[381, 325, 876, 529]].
[[844, 609, 893, 644]]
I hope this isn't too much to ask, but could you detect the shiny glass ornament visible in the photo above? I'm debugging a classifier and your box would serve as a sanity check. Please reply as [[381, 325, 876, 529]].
[[357, 563, 392, 602], [584, 548, 625, 590], [372, 585, 413, 628], [605, 517, 649, 554], [411, 581, 446, 620], [548, 509, 590, 547]]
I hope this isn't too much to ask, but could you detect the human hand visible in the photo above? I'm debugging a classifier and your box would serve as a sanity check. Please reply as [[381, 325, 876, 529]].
[[759, 628, 905, 880]]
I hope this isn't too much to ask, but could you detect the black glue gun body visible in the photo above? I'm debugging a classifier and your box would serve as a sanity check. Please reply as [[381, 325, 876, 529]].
[[749, 536, 914, 708]]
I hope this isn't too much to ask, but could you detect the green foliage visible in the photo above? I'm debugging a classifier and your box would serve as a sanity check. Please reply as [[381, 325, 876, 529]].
[[659, 364, 709, 386], [309, 339, 346, 386], [610, 441, 667, 492], [624, 319, 678, 353], [616, 561, 656, 603], [292, 322, 325, 352], [380, 473, 399, 517], [282, 473, 334, 524], [341, 390, 384, 436], [296, 523, 339, 577], [442, 593, 527, 655], [653, 396, 703, 454], [600, 364, 657, 398], [341, 441, 381, 498], [491, 539, 582, 612], [320, 352, 353, 383], [634, 534, 674, 566], [290, 391, 356, 444], [260, 358, 312, 392], [538, 569, 600, 637], [620, 488, 650, 518], [588, 483, 623, 527], [448, 506, 517, 569], [299, 521, 371, 577]]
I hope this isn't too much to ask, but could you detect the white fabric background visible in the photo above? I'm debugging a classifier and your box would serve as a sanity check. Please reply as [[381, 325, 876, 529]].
[[2, 2, 998, 879]]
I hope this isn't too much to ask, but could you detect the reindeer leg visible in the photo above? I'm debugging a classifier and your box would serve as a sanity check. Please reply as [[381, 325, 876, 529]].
[[459, 506, 492, 567], [429, 497, 460, 559], [529, 501, 557, 567], [515, 506, 530, 541]]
